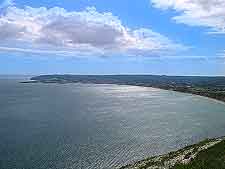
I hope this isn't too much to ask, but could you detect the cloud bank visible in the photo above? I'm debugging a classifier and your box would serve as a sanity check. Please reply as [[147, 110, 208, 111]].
[[0, 2, 185, 57], [151, 0, 225, 34]]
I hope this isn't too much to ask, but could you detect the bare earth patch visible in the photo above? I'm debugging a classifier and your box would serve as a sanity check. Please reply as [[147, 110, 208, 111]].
[[119, 137, 224, 169]]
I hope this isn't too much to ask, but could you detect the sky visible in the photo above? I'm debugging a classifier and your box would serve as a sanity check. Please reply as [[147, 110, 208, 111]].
[[0, 0, 225, 76]]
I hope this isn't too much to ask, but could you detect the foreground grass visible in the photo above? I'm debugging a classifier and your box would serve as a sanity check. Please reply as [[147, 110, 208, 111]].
[[172, 140, 225, 169], [119, 138, 225, 169]]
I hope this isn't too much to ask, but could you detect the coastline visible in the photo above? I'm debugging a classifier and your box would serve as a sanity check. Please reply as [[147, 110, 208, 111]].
[[27, 75, 225, 104], [24, 75, 225, 168], [153, 87, 225, 104], [22, 80, 225, 104]]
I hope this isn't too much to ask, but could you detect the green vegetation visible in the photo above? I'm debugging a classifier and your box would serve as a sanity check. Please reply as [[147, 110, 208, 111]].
[[172, 140, 225, 169], [119, 138, 224, 169]]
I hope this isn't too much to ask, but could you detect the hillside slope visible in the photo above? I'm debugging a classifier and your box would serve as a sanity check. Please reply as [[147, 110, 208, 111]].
[[119, 137, 225, 169]]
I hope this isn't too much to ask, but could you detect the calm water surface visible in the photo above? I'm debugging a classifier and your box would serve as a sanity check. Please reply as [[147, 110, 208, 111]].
[[0, 77, 225, 169]]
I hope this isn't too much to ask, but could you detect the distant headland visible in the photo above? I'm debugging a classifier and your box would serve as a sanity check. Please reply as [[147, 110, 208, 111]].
[[24, 74, 225, 103]]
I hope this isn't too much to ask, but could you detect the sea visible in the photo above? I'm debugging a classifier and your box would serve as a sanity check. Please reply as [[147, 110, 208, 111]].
[[0, 76, 225, 169]]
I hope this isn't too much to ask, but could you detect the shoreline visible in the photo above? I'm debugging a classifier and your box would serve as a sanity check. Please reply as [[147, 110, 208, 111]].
[[153, 87, 225, 104], [23, 75, 225, 168], [22, 79, 225, 105], [28, 74, 225, 105]]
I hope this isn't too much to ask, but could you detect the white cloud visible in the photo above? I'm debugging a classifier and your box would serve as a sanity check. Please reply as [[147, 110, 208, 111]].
[[151, 0, 225, 33], [0, 4, 186, 57]]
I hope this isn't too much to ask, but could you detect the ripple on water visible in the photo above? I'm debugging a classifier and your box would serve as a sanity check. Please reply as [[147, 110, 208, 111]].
[[0, 81, 225, 169]]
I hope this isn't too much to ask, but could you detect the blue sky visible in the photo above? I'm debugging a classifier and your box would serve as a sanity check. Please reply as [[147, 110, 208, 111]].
[[0, 0, 225, 75]]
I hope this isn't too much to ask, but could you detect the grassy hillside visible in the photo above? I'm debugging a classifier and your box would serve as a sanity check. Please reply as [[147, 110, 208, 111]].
[[119, 138, 225, 169], [172, 139, 225, 169]]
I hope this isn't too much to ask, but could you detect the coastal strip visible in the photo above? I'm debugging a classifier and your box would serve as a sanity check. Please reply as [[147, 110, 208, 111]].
[[118, 137, 225, 169], [26, 75, 225, 103]]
